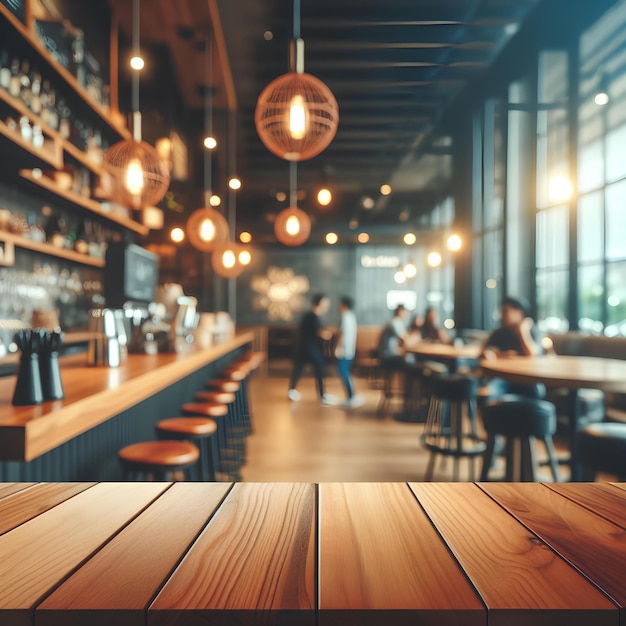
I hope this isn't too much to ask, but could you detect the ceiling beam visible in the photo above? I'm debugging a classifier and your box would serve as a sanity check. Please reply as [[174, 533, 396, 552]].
[[306, 41, 494, 51], [309, 60, 486, 69], [208, 0, 237, 110], [303, 18, 519, 28]]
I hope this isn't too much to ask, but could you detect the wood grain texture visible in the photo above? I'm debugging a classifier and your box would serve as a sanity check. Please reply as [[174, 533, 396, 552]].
[[318, 482, 484, 626], [149, 482, 316, 626], [480, 482, 625, 618], [0, 332, 253, 461], [38, 483, 232, 626], [612, 483, 626, 492], [0, 483, 35, 500], [409, 482, 617, 626], [0, 482, 169, 626], [480, 355, 626, 392], [0, 482, 94, 536], [545, 482, 626, 529]]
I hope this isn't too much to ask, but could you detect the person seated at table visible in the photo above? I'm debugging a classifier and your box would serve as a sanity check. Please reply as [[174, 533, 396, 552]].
[[419, 307, 451, 344], [482, 295, 544, 398], [378, 304, 410, 369]]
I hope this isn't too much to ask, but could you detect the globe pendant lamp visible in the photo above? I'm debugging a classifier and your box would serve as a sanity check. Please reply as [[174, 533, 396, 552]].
[[212, 241, 245, 279], [275, 161, 311, 246], [187, 35, 229, 253], [103, 0, 169, 211], [255, 0, 338, 161]]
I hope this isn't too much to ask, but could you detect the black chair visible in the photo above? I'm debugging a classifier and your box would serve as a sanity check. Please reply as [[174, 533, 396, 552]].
[[480, 395, 560, 482], [422, 375, 485, 481], [578, 422, 626, 480]]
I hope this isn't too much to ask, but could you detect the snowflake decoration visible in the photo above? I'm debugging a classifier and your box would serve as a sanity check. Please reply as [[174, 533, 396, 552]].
[[251, 266, 310, 321]]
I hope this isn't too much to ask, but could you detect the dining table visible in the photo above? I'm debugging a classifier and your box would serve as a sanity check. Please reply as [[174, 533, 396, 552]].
[[480, 354, 626, 480], [406, 341, 482, 372], [0, 481, 624, 626]]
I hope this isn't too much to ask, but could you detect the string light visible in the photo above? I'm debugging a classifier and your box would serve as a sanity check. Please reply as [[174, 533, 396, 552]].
[[447, 234, 462, 251], [240, 232, 252, 244], [325, 232, 338, 245], [403, 233, 416, 245], [427, 252, 442, 267], [170, 227, 185, 243], [317, 188, 332, 206]]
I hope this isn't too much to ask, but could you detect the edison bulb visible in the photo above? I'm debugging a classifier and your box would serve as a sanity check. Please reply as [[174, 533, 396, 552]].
[[204, 136, 217, 150], [394, 271, 407, 284], [317, 188, 332, 206], [222, 249, 236, 269], [447, 234, 462, 252], [239, 250, 252, 266], [325, 232, 338, 245], [228, 177, 242, 190], [240, 231, 252, 244], [288, 94, 307, 139], [170, 227, 185, 243], [404, 262, 417, 278], [126, 158, 144, 195], [200, 218, 216, 242], [427, 252, 442, 268], [595, 91, 609, 106], [285, 215, 301, 236], [130, 56, 144, 71], [403, 233, 416, 245], [209, 194, 221, 207]]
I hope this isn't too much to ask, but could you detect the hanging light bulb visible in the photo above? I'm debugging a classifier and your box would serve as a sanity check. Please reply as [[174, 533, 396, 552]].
[[394, 271, 407, 285], [286, 215, 301, 235], [126, 158, 144, 196], [317, 188, 332, 206], [204, 136, 217, 150], [186, 207, 229, 252], [222, 249, 236, 269], [403, 261, 417, 278], [212, 241, 245, 278], [288, 94, 307, 139], [228, 177, 242, 191], [239, 249, 252, 266], [239, 231, 252, 243], [130, 55, 144, 71], [275, 206, 311, 246], [447, 234, 462, 251], [209, 194, 221, 207], [427, 252, 442, 268], [200, 218, 216, 242], [170, 227, 185, 243]]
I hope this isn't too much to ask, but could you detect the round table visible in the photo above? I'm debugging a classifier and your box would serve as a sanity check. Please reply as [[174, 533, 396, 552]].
[[408, 342, 482, 363], [480, 355, 626, 479]]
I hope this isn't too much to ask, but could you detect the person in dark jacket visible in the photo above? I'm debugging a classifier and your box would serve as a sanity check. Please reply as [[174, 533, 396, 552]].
[[288, 294, 337, 406]]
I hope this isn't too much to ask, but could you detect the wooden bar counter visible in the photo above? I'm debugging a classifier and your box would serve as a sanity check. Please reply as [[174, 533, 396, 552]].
[[0, 482, 623, 626], [0, 333, 253, 480]]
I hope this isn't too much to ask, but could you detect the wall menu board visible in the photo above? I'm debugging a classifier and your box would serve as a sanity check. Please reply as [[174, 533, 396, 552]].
[[1, 0, 26, 22], [105, 243, 159, 307]]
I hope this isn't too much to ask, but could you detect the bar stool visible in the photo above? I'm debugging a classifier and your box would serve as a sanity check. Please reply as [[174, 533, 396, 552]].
[[182, 401, 239, 479], [422, 375, 485, 481], [578, 422, 626, 480], [221, 366, 254, 436], [194, 389, 244, 458], [118, 441, 200, 481], [480, 395, 560, 482], [155, 417, 219, 481]]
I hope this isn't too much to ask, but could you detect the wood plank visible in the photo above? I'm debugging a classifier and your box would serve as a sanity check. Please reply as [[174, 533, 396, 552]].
[[0, 483, 35, 501], [0, 482, 95, 536], [480, 483, 626, 619], [409, 483, 618, 626], [611, 483, 626, 492], [37, 483, 232, 626], [318, 482, 484, 626], [149, 482, 316, 626], [546, 483, 626, 529], [0, 482, 169, 626]]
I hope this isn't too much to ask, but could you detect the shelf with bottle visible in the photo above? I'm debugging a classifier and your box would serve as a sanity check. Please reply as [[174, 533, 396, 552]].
[[0, 229, 105, 268], [0, 115, 62, 169], [18, 169, 149, 236], [0, 59, 106, 177], [0, 3, 131, 141]]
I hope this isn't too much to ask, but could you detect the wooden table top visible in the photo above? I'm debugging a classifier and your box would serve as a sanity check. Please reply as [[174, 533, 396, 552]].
[[406, 342, 482, 360], [480, 354, 626, 392], [0, 332, 253, 462], [0, 481, 623, 626]]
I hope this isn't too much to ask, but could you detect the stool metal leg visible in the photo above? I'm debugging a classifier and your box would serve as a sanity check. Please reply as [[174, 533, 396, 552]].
[[480, 435, 496, 481], [543, 436, 560, 482]]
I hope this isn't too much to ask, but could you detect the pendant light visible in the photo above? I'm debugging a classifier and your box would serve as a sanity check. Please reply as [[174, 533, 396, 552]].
[[103, 0, 169, 211], [255, 0, 338, 161], [187, 33, 229, 253], [275, 162, 311, 246], [212, 240, 245, 279]]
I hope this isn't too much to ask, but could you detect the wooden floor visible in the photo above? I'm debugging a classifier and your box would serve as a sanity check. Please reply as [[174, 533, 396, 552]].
[[242, 367, 513, 482]]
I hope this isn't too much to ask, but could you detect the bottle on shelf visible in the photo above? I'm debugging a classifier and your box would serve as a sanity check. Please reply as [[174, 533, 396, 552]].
[[46, 85, 59, 130], [57, 97, 70, 139], [19, 60, 32, 108], [0, 51, 10, 90], [19, 115, 32, 142], [9, 57, 21, 97], [30, 71, 42, 115], [40, 80, 50, 125], [32, 124, 44, 148]]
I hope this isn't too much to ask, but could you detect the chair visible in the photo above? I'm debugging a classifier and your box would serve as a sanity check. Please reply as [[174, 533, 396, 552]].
[[480, 395, 560, 482], [156, 417, 219, 481], [578, 422, 626, 480], [118, 441, 200, 480], [422, 375, 485, 481]]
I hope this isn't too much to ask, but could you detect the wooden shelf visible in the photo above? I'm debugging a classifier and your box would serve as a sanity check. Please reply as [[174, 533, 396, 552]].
[[19, 169, 149, 236], [0, 230, 105, 267], [0, 120, 62, 169], [0, 4, 131, 141]]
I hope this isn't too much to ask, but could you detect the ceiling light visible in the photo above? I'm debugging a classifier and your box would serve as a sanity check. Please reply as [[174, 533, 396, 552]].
[[239, 231, 252, 244], [427, 252, 442, 267], [548, 176, 573, 203], [130, 55, 144, 71], [275, 207, 311, 246], [170, 227, 185, 243], [325, 232, 338, 245], [403, 261, 417, 278], [276, 191, 287, 202], [317, 188, 332, 206], [447, 234, 462, 252], [228, 177, 242, 190], [357, 232, 369, 243], [394, 271, 407, 285], [403, 233, 416, 245], [186, 208, 229, 252], [212, 242, 244, 279], [264, 31, 273, 41], [239, 249, 252, 266], [203, 136, 217, 150], [209, 194, 221, 207], [380, 184, 392, 196], [595, 91, 609, 106], [349, 218, 359, 230], [362, 197, 375, 210]]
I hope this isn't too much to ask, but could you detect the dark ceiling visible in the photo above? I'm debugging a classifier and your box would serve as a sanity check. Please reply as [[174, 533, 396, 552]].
[[111, 0, 542, 238]]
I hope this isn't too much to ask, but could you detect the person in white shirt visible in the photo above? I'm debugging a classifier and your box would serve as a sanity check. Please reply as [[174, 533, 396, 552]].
[[335, 296, 363, 408]]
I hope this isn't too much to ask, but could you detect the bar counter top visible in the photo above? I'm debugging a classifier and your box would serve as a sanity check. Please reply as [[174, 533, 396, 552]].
[[0, 332, 253, 462], [0, 481, 623, 626]]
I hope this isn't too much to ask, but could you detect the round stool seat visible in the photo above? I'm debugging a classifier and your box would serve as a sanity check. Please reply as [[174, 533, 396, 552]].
[[194, 391, 236, 404], [483, 395, 556, 438], [207, 379, 240, 393], [222, 368, 247, 381], [156, 417, 218, 437], [579, 422, 626, 477], [432, 375, 477, 401], [119, 441, 199, 467], [182, 402, 229, 417]]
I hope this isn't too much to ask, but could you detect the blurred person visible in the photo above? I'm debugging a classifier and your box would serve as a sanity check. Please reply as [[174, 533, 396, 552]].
[[419, 307, 451, 344], [288, 294, 337, 406], [482, 296, 544, 398], [378, 304, 410, 369], [335, 296, 364, 408]]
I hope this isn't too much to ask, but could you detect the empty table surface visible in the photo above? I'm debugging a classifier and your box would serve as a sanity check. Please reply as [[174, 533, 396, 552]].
[[407, 342, 482, 361], [0, 482, 624, 626]]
